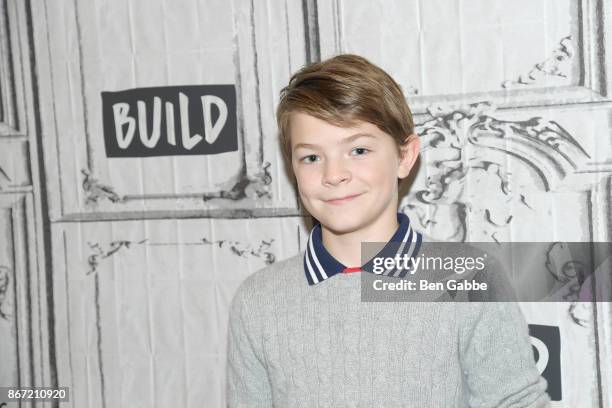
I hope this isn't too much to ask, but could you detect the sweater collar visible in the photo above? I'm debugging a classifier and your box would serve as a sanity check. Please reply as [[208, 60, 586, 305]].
[[303, 212, 422, 285]]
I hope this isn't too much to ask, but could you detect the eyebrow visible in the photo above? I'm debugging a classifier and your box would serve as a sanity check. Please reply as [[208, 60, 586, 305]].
[[292, 132, 377, 151]]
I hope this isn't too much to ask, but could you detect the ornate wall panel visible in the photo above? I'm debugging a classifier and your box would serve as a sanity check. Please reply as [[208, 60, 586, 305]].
[[0, 0, 32, 195], [316, 0, 612, 113], [0, 0, 608, 407], [397, 101, 612, 405], [0, 194, 48, 397], [0, 0, 55, 402], [52, 216, 309, 407], [31, 0, 305, 221], [402, 103, 612, 242]]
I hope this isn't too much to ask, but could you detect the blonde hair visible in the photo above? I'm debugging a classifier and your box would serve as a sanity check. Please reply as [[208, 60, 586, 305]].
[[276, 54, 415, 161]]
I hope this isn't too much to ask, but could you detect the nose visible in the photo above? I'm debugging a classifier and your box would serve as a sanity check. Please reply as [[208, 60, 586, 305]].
[[322, 159, 351, 186]]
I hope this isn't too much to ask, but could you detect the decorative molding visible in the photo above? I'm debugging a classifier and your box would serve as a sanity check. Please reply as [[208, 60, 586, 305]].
[[0, 194, 49, 390], [86, 236, 276, 275], [543, 242, 593, 327], [0, 165, 11, 189], [81, 169, 125, 206], [502, 35, 574, 89], [34, 0, 301, 219], [202, 161, 273, 201], [81, 160, 273, 207], [0, 140, 32, 191], [402, 101, 589, 242], [0, 265, 9, 320], [302, 0, 321, 63], [86, 240, 137, 275], [201, 236, 275, 265], [318, 0, 612, 113], [595, 302, 612, 407], [0, 0, 20, 133]]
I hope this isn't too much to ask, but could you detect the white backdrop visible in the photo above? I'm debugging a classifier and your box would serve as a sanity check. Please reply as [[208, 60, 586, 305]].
[[0, 0, 611, 407]]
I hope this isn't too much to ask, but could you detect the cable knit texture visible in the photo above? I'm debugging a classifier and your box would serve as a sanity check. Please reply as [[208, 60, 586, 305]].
[[226, 253, 551, 407]]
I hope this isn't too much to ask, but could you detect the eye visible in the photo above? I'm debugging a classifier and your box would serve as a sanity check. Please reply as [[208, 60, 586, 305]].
[[300, 154, 320, 164], [351, 147, 370, 156]]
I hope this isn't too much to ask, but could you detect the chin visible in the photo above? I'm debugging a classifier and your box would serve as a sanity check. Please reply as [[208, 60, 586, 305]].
[[317, 214, 365, 235]]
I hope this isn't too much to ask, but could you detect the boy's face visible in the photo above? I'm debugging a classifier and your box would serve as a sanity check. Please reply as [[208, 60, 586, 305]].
[[290, 112, 419, 235]]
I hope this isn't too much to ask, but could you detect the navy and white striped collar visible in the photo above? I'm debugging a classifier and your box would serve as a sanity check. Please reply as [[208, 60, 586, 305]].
[[303, 212, 422, 285]]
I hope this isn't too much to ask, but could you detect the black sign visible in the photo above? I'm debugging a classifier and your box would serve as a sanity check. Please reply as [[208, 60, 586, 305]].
[[102, 85, 237, 157], [528, 324, 562, 401]]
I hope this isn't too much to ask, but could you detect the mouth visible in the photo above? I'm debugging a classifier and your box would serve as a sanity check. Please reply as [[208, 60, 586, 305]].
[[324, 193, 362, 205]]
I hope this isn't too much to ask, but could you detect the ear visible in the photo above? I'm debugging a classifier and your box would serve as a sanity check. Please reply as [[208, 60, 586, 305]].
[[397, 133, 420, 179]]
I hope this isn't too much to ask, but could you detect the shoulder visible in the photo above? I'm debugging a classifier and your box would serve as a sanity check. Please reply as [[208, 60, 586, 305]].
[[230, 252, 306, 309]]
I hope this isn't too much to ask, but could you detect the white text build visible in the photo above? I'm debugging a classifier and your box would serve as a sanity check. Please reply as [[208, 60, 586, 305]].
[[102, 85, 237, 157]]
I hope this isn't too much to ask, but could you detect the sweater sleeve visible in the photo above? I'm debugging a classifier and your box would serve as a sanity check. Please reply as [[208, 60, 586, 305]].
[[226, 287, 273, 408], [459, 302, 552, 408]]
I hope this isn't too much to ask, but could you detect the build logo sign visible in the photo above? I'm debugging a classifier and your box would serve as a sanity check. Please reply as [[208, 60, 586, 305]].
[[102, 85, 237, 157]]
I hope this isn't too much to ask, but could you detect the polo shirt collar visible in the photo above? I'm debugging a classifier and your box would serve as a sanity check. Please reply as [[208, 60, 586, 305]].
[[303, 213, 422, 285]]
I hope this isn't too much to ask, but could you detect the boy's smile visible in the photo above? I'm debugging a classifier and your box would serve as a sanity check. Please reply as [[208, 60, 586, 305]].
[[289, 112, 419, 245], [324, 192, 363, 205]]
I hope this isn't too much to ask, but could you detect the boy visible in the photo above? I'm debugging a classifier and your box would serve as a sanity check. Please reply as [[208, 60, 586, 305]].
[[226, 54, 550, 407]]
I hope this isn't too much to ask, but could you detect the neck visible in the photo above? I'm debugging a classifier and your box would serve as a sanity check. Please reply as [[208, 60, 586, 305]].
[[321, 209, 399, 267]]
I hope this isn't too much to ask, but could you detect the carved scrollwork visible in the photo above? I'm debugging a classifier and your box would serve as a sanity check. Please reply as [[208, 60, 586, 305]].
[[201, 236, 276, 265], [86, 240, 137, 275], [202, 161, 273, 201], [81, 160, 273, 206], [502, 35, 574, 88], [542, 242, 608, 327], [81, 169, 126, 206], [86, 236, 276, 276], [402, 101, 589, 242]]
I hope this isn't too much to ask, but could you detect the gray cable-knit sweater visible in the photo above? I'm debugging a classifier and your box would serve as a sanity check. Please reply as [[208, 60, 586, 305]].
[[226, 253, 551, 407]]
